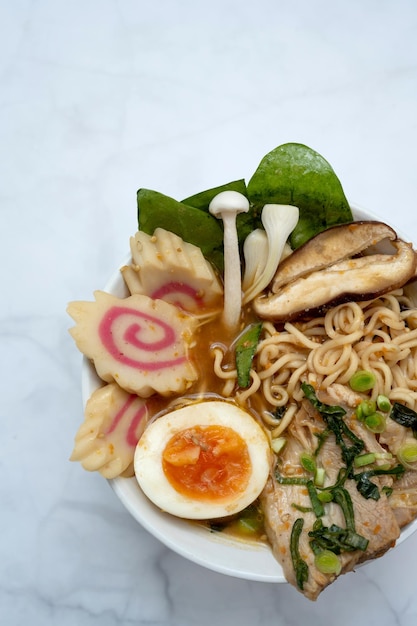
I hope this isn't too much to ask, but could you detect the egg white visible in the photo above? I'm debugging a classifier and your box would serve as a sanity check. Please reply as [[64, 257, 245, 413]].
[[134, 400, 271, 519]]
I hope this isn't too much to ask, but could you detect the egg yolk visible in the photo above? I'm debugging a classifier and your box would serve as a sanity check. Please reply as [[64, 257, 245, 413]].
[[162, 425, 251, 502]]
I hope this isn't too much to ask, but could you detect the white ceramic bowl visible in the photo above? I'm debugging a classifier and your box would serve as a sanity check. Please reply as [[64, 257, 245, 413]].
[[81, 205, 417, 583]]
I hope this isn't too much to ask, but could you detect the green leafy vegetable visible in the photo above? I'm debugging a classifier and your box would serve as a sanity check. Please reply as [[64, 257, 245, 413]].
[[354, 465, 405, 500], [275, 469, 309, 486], [137, 189, 225, 271], [290, 518, 309, 590], [308, 521, 369, 554], [235, 322, 263, 388], [184, 178, 264, 256], [331, 486, 355, 532], [137, 143, 353, 276], [301, 383, 364, 467], [247, 143, 353, 249], [307, 480, 324, 517], [182, 179, 247, 210], [390, 402, 417, 437]]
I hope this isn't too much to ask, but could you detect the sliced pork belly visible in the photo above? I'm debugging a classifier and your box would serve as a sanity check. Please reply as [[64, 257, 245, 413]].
[[260, 399, 400, 600], [387, 469, 417, 528]]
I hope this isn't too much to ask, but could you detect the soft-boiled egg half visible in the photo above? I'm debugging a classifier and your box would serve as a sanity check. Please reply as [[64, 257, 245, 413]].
[[134, 400, 271, 519]]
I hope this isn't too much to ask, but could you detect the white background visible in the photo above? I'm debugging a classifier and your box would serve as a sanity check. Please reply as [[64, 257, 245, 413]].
[[2, 1, 417, 624]]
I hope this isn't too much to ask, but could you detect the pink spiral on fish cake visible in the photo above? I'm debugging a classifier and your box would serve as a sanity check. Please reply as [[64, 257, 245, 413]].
[[151, 281, 204, 310], [106, 393, 148, 447], [99, 305, 187, 371]]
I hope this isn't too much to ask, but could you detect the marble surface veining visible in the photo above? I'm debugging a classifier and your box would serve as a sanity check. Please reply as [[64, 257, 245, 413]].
[[2, 1, 417, 624]]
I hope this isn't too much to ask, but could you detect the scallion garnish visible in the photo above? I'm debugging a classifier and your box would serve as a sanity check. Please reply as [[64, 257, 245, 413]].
[[271, 437, 286, 454], [397, 441, 417, 469], [354, 452, 376, 468], [331, 486, 355, 531], [349, 370, 376, 392], [275, 469, 309, 486], [377, 394, 391, 413], [290, 518, 309, 590], [364, 412, 386, 434], [314, 467, 326, 487], [237, 503, 264, 535], [317, 490, 334, 503], [300, 452, 317, 474], [307, 480, 324, 517], [308, 522, 369, 554], [354, 464, 405, 500], [314, 549, 342, 575]]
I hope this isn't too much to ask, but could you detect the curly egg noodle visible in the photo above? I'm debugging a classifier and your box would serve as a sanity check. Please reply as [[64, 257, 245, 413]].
[[212, 289, 417, 435]]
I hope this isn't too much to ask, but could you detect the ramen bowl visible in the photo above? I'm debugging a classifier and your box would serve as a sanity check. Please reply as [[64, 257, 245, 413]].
[[80, 204, 417, 583]]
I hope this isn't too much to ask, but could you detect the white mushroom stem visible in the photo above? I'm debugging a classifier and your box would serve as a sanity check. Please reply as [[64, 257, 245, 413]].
[[242, 204, 299, 304], [242, 229, 268, 292], [209, 191, 250, 330]]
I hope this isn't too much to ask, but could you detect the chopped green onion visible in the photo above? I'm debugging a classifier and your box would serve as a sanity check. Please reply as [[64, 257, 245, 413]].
[[314, 467, 326, 487], [397, 441, 417, 469], [331, 486, 356, 532], [356, 400, 378, 422], [300, 452, 317, 474], [349, 370, 376, 392], [307, 480, 325, 517], [354, 452, 376, 468], [360, 400, 376, 417], [377, 394, 392, 413], [317, 490, 334, 503], [314, 550, 342, 575], [237, 504, 264, 534], [290, 518, 309, 590], [374, 451, 393, 461], [308, 523, 369, 553], [271, 437, 286, 454], [292, 503, 313, 513], [375, 463, 391, 471], [364, 412, 386, 434]]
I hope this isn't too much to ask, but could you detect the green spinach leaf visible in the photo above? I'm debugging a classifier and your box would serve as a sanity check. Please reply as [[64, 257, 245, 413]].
[[235, 322, 263, 388], [137, 188, 224, 271], [247, 143, 353, 249]]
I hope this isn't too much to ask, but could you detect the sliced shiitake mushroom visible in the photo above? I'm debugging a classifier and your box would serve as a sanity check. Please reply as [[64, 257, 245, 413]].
[[254, 235, 417, 323], [272, 221, 396, 293]]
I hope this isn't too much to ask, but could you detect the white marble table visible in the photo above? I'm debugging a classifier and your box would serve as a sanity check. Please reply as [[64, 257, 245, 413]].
[[2, 1, 417, 624]]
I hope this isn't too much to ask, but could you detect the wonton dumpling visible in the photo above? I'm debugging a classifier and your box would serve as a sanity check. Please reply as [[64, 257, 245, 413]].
[[70, 383, 149, 478], [67, 291, 198, 397], [121, 228, 223, 313]]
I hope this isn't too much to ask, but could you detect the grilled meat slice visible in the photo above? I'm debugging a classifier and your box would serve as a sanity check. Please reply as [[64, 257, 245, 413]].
[[261, 399, 400, 600], [388, 469, 417, 527]]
